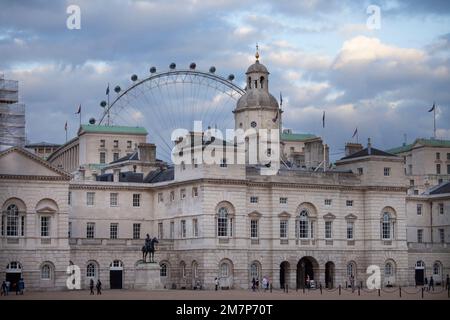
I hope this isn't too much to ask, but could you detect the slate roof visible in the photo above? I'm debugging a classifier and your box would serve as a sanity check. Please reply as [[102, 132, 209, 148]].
[[340, 147, 397, 160], [386, 138, 450, 154]]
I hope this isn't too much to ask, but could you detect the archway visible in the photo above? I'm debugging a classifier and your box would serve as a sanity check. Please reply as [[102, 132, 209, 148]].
[[109, 260, 123, 289], [280, 261, 290, 289], [297, 257, 318, 289], [325, 261, 335, 289], [415, 261, 425, 286], [5, 261, 22, 291]]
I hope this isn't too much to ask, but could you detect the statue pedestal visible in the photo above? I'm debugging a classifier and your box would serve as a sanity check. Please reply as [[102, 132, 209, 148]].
[[134, 262, 164, 290]]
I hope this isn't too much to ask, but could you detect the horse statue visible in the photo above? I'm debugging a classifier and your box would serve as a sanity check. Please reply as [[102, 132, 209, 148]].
[[142, 234, 159, 263]]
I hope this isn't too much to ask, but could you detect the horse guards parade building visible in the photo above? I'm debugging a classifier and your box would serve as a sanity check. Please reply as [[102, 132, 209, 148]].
[[0, 56, 449, 292]]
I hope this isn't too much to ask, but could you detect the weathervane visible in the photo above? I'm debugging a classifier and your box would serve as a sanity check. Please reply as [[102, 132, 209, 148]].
[[255, 43, 260, 61]]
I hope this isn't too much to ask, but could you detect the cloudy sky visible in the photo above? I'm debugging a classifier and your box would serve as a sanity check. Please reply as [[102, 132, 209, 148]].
[[1, 0, 449, 159]]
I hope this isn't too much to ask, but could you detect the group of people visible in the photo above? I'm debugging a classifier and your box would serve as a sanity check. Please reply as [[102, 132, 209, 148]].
[[89, 279, 102, 295], [251, 276, 270, 292], [1, 279, 24, 296]]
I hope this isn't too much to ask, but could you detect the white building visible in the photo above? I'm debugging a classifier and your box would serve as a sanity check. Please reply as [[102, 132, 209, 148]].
[[0, 58, 448, 291]]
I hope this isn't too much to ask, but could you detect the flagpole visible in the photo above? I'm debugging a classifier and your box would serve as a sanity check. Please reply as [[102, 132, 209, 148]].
[[356, 128, 359, 144], [107, 82, 110, 126], [433, 104, 436, 139]]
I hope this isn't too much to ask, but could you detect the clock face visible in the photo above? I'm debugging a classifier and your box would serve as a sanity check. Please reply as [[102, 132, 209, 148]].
[[251, 121, 257, 128]]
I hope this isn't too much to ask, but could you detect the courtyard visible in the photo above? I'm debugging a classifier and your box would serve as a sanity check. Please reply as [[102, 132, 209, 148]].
[[1, 287, 448, 300]]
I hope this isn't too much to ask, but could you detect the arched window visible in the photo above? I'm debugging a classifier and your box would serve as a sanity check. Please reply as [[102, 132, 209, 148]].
[[41, 264, 51, 280], [248, 77, 251, 89], [416, 260, 425, 268], [86, 263, 96, 278], [160, 263, 168, 277], [220, 262, 229, 277], [260, 76, 264, 89], [250, 262, 259, 280], [192, 261, 198, 278], [6, 261, 22, 271], [180, 261, 186, 278], [297, 210, 309, 239], [433, 262, 441, 276], [382, 212, 391, 240], [217, 207, 229, 237], [6, 204, 19, 236], [347, 262, 356, 277], [385, 263, 393, 276]]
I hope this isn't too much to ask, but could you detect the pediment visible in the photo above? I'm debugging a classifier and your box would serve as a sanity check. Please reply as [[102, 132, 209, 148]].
[[0, 147, 70, 179], [278, 211, 291, 218], [36, 206, 56, 214], [323, 213, 336, 220], [248, 210, 262, 218], [345, 213, 358, 220]]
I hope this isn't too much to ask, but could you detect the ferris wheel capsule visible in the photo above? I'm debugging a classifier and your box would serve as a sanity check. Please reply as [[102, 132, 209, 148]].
[[169, 63, 176, 70], [131, 74, 138, 81]]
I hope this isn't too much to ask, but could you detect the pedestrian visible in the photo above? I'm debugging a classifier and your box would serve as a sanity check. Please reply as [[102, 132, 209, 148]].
[[5, 281, 10, 296], [15, 281, 19, 295], [18, 278, 24, 295], [446, 274, 449, 290], [96, 279, 102, 295], [89, 278, 95, 295], [255, 278, 259, 291], [350, 275, 355, 292], [214, 277, 219, 291], [251, 277, 256, 292], [429, 276, 434, 291], [306, 274, 310, 289], [424, 277, 428, 290], [1, 281, 6, 296], [262, 276, 268, 292]]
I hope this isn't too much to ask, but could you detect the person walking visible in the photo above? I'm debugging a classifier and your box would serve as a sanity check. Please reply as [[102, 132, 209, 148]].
[[89, 278, 95, 295], [214, 277, 219, 291], [446, 274, 449, 290], [1, 281, 6, 296], [262, 276, 268, 292], [5, 281, 10, 296], [255, 278, 259, 291], [424, 277, 428, 291], [429, 276, 434, 291], [251, 278, 256, 292], [18, 278, 24, 295], [96, 279, 102, 295]]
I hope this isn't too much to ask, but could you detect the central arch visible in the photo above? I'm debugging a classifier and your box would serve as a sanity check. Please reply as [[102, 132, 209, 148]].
[[296, 257, 319, 289], [280, 261, 290, 289]]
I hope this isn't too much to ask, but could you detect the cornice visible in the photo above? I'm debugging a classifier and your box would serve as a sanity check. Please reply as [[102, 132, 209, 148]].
[[0, 174, 70, 182]]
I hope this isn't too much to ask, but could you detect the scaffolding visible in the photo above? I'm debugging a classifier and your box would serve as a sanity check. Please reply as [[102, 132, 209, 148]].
[[0, 74, 26, 150]]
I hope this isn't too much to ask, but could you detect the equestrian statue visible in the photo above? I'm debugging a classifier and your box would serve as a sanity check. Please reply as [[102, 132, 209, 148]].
[[142, 234, 159, 263]]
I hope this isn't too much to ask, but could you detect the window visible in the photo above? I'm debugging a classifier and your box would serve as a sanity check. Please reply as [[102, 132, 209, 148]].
[[160, 263, 168, 277], [68, 222, 72, 238], [385, 263, 393, 277], [113, 140, 119, 148], [157, 222, 163, 239], [436, 152, 440, 160], [86, 192, 95, 206], [297, 210, 309, 239], [192, 187, 198, 197], [324, 199, 332, 206], [417, 204, 422, 215], [181, 220, 186, 238], [250, 196, 258, 204], [1, 214, 3, 236], [325, 221, 332, 239], [417, 229, 423, 243], [448, 164, 450, 174], [170, 191, 175, 202], [250, 262, 259, 280], [100, 139, 105, 148], [438, 178, 443, 184], [86, 263, 96, 278], [433, 263, 441, 276], [41, 264, 51, 280], [127, 140, 132, 149], [250, 220, 258, 239], [99, 152, 106, 164], [110, 223, 118, 239], [346, 200, 354, 207], [347, 221, 354, 240], [133, 223, 141, 239], [180, 189, 186, 200], [408, 164, 413, 174], [436, 163, 441, 174], [280, 220, 288, 239], [193, 219, 198, 237], [41, 216, 50, 237], [414, 190, 419, 195], [217, 207, 232, 237], [86, 222, 95, 239], [439, 203, 444, 215], [181, 262, 186, 278], [6, 204, 19, 236], [447, 153, 450, 160], [220, 158, 227, 168], [357, 168, 363, 175], [170, 221, 174, 239], [110, 193, 118, 207], [410, 180, 414, 187], [382, 212, 392, 240], [113, 153, 119, 161], [181, 161, 185, 170], [158, 193, 163, 203], [68, 191, 72, 205], [347, 262, 355, 277], [280, 197, 288, 204], [439, 229, 444, 243], [220, 262, 229, 277], [384, 167, 391, 176], [133, 194, 141, 207], [21, 216, 24, 236]]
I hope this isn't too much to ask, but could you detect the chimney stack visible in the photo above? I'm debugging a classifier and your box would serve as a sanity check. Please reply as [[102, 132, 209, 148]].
[[344, 142, 363, 157], [367, 138, 372, 155], [138, 143, 156, 163]]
